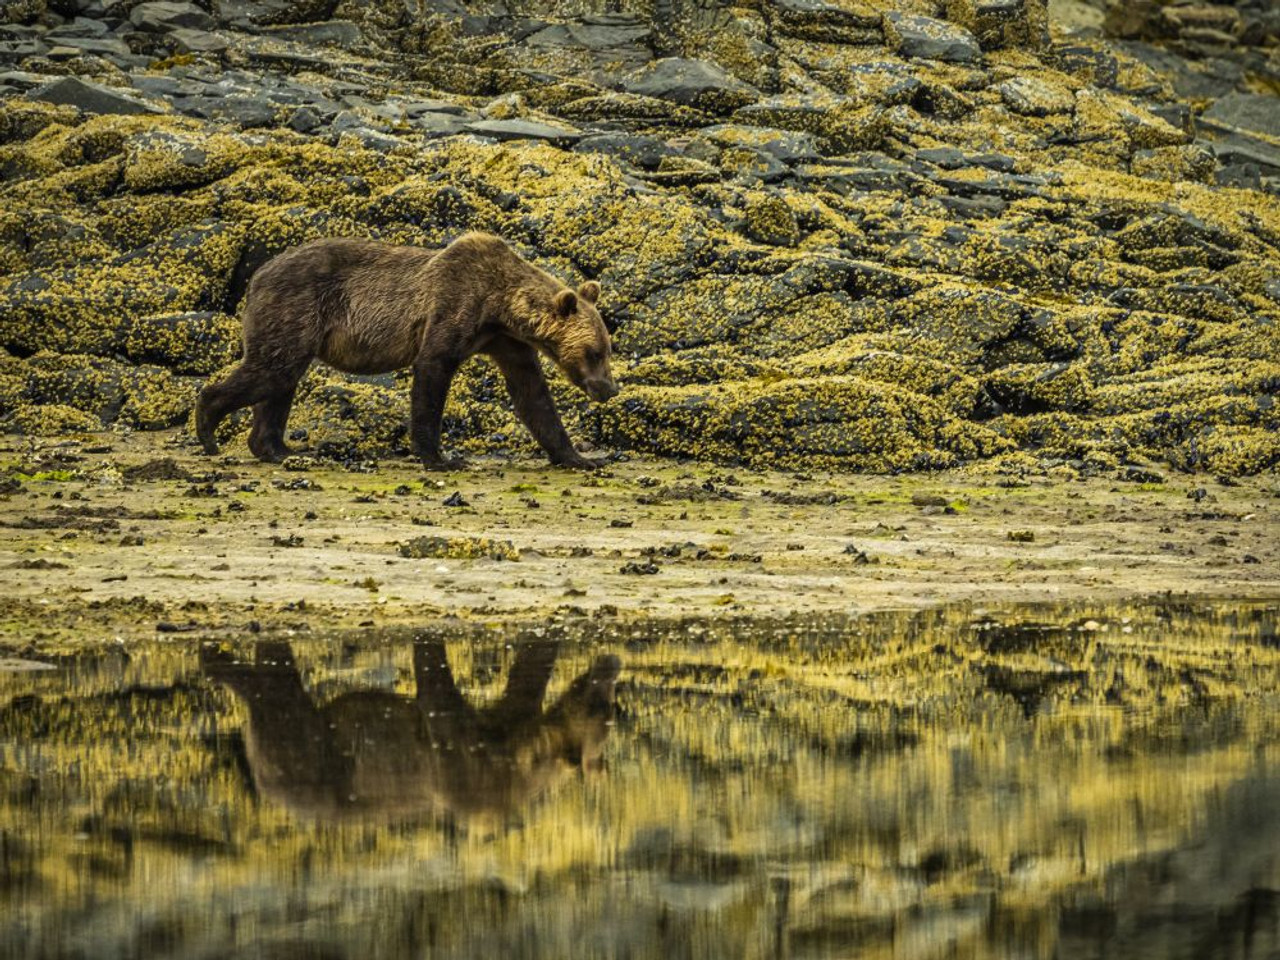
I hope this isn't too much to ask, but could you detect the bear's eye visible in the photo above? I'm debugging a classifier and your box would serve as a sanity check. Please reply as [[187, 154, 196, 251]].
[[585, 348, 601, 365]]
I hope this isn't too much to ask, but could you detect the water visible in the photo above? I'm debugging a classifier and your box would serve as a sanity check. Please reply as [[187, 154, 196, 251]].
[[1, 600, 1278, 960]]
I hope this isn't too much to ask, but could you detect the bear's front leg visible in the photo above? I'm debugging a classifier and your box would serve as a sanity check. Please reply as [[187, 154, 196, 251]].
[[488, 337, 603, 470], [410, 350, 467, 471]]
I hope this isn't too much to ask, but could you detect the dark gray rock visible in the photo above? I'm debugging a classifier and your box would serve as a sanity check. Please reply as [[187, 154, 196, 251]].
[[212, 0, 319, 27], [0, 40, 46, 65], [407, 112, 468, 137], [930, 170, 1050, 200], [884, 12, 982, 63], [286, 105, 321, 133], [260, 20, 363, 49], [573, 133, 677, 170], [129, 0, 216, 32], [399, 99, 469, 118], [465, 118, 583, 144], [0, 70, 47, 91], [525, 18, 652, 52], [45, 36, 134, 58], [45, 17, 113, 38], [1199, 93, 1280, 175], [179, 95, 277, 128], [170, 28, 229, 54], [1204, 93, 1280, 141], [916, 148, 1016, 172], [847, 62, 922, 105], [625, 58, 759, 113], [26, 76, 166, 116], [129, 73, 206, 97]]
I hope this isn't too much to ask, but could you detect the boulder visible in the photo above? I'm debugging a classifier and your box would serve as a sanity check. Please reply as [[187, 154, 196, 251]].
[[944, 0, 1049, 51], [260, 20, 364, 49], [883, 13, 982, 63], [26, 77, 166, 117], [465, 118, 583, 145], [767, 0, 882, 44], [997, 77, 1075, 116], [170, 29, 230, 54], [573, 133, 677, 171], [129, 1, 216, 32], [744, 194, 800, 247], [625, 58, 760, 114]]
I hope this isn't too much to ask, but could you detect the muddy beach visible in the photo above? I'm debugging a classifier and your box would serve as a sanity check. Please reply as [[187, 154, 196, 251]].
[[0, 431, 1277, 638]]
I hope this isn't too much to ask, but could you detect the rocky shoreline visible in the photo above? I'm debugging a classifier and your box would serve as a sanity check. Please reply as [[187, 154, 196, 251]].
[[1, 0, 1278, 475]]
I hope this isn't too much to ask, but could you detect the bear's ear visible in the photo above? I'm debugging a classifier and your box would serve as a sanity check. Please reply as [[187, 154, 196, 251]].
[[553, 289, 578, 318], [578, 281, 601, 304]]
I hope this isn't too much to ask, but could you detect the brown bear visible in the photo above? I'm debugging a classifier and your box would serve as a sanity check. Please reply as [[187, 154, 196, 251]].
[[195, 232, 618, 470], [201, 638, 620, 824]]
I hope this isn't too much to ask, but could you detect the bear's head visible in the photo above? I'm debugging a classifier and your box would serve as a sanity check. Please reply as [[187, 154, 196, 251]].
[[545, 281, 618, 403]]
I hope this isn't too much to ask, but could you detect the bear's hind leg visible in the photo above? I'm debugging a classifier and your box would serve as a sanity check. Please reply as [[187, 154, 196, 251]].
[[247, 366, 307, 463], [196, 361, 276, 455]]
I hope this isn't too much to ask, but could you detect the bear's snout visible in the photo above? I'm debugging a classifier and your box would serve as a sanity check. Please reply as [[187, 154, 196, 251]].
[[585, 378, 619, 403]]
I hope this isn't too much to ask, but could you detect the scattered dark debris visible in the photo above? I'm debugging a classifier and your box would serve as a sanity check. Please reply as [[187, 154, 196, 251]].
[[1117, 467, 1165, 484], [443, 491, 470, 508], [271, 535, 305, 548], [636, 481, 742, 504], [122, 459, 195, 483], [911, 493, 948, 507], [762, 490, 846, 505], [620, 560, 661, 575]]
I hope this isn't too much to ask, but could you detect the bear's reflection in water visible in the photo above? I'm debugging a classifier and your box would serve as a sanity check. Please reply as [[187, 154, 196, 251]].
[[201, 638, 620, 824]]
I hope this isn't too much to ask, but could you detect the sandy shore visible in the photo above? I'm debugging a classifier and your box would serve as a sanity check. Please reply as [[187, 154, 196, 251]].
[[1, 430, 1276, 643]]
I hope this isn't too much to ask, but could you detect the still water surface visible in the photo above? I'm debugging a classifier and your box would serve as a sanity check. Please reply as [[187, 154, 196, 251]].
[[1, 600, 1278, 959]]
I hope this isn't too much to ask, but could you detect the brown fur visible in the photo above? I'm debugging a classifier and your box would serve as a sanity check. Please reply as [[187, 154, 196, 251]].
[[195, 232, 617, 469], [201, 640, 620, 824]]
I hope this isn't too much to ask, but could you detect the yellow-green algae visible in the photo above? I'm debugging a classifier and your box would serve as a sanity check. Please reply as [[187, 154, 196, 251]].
[[1, 53, 1278, 475]]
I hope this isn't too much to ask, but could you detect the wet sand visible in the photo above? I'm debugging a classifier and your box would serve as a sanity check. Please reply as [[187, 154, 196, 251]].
[[1, 430, 1277, 643]]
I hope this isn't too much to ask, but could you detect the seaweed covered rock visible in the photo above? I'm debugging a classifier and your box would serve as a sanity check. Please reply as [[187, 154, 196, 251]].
[[0, 0, 1277, 475]]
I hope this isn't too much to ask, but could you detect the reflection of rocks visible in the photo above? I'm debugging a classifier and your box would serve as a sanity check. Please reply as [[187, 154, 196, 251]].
[[202, 638, 620, 823]]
